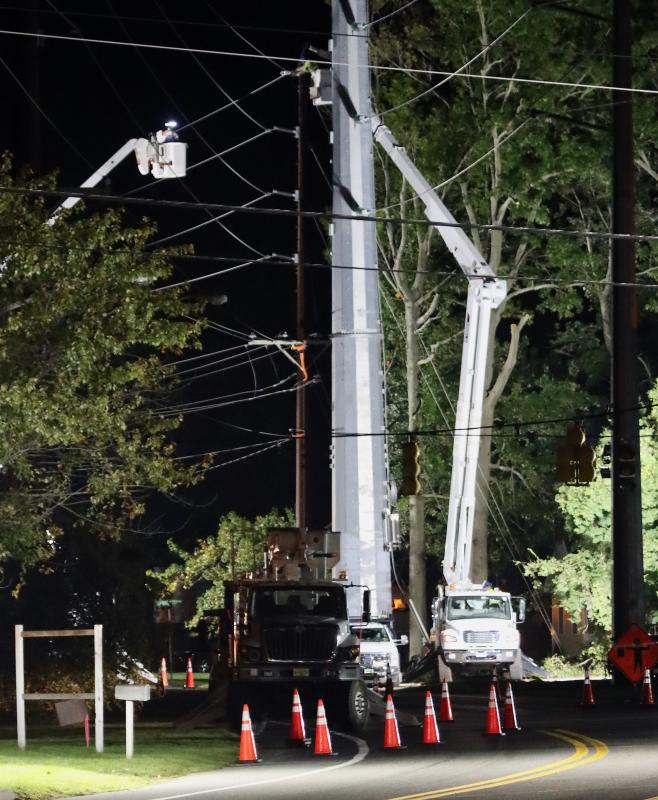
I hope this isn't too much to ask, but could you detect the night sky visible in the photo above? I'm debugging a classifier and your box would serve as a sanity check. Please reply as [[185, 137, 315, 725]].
[[1, 1, 334, 547]]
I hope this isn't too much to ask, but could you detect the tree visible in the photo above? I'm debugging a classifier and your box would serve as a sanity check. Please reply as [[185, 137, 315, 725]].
[[0, 159, 203, 578], [148, 509, 295, 628], [524, 381, 658, 656], [371, 0, 658, 645]]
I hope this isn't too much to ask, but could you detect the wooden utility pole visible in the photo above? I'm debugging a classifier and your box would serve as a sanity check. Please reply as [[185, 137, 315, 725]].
[[611, 0, 644, 640], [295, 72, 309, 529]]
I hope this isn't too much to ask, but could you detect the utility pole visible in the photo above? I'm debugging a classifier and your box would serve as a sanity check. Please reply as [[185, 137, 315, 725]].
[[611, 0, 644, 640], [295, 72, 309, 530], [331, 0, 391, 617]]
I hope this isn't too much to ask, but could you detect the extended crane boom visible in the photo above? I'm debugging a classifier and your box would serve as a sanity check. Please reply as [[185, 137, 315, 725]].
[[371, 116, 507, 586], [372, 117, 524, 680]]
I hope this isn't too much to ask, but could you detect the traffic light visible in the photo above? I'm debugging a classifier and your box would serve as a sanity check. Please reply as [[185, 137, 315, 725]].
[[555, 423, 596, 485], [400, 440, 421, 496]]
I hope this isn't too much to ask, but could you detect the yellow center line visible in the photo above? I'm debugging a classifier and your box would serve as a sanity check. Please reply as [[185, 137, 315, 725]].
[[387, 728, 609, 800]]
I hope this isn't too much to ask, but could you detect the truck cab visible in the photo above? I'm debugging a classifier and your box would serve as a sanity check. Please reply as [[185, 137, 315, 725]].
[[432, 585, 526, 680], [209, 528, 370, 732]]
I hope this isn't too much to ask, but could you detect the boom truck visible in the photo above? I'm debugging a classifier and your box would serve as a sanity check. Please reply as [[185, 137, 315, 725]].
[[371, 117, 526, 681], [209, 527, 371, 732]]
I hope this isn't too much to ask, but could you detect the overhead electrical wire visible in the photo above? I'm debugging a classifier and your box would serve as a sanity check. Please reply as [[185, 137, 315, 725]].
[[44, 0, 144, 132], [3, 27, 658, 99], [7, 183, 658, 247], [154, 0, 269, 132], [364, 0, 423, 28], [374, 7, 533, 118], [4, 235, 658, 290], [0, 55, 93, 169], [105, 0, 269, 197], [200, 438, 291, 472]]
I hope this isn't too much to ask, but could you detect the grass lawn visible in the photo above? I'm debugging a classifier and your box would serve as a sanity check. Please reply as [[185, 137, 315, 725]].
[[0, 723, 236, 800], [168, 672, 209, 688]]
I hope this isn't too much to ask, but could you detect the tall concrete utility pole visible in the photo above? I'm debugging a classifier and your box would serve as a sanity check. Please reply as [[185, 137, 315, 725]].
[[611, 0, 644, 640], [331, 0, 391, 617]]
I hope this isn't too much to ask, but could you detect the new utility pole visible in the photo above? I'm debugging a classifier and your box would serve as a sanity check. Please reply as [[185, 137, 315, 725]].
[[611, 0, 644, 639], [331, 0, 391, 617]]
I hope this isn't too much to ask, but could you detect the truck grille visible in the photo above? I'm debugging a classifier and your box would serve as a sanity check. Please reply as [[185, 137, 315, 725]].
[[464, 630, 499, 644], [263, 625, 337, 661]]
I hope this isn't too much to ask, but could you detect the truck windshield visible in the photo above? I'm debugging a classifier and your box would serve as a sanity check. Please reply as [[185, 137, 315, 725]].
[[446, 596, 510, 621], [251, 587, 347, 619]]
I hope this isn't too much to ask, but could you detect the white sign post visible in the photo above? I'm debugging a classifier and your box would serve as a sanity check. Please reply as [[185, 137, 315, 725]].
[[14, 625, 103, 752], [114, 685, 151, 759]]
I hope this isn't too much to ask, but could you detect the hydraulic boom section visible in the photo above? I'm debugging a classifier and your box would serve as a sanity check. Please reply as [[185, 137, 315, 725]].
[[371, 117, 507, 585]]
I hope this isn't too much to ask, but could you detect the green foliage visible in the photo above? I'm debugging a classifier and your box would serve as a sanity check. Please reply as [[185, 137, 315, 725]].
[[0, 158, 203, 575], [148, 508, 295, 627], [525, 382, 658, 649]]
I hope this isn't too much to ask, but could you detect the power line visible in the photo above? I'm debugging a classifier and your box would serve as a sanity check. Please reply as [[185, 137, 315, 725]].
[[0, 55, 92, 169], [364, 0, 422, 28], [6, 183, 658, 246], [2, 26, 658, 99], [375, 7, 533, 118], [5, 235, 658, 289]]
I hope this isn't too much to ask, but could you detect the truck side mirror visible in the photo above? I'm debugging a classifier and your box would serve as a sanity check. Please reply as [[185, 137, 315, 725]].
[[362, 589, 371, 623], [515, 597, 526, 623]]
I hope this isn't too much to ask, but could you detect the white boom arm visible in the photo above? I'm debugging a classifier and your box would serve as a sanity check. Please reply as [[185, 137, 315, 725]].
[[48, 131, 187, 224], [371, 116, 507, 586]]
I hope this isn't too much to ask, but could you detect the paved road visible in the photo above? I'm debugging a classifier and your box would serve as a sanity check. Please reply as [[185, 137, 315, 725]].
[[65, 680, 658, 800]]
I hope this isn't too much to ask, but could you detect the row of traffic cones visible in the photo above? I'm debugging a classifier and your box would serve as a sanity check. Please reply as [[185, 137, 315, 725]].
[[239, 693, 334, 763], [581, 666, 656, 707], [159, 657, 196, 689], [238, 679, 522, 762]]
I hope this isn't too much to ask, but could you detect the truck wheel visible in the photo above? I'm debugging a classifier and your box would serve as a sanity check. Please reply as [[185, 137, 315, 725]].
[[508, 651, 524, 681], [342, 679, 369, 733]]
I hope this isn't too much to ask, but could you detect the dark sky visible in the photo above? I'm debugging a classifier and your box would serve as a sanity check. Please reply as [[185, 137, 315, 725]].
[[1, 0, 334, 547]]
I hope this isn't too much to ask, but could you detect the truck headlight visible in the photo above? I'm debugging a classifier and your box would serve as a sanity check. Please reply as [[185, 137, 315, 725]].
[[441, 631, 458, 644]]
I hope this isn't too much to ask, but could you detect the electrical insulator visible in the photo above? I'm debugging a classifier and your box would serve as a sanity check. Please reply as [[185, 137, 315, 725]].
[[400, 440, 421, 496]]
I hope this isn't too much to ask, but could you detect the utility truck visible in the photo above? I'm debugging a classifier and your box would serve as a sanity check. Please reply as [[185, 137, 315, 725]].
[[371, 118, 526, 681], [209, 527, 370, 731]]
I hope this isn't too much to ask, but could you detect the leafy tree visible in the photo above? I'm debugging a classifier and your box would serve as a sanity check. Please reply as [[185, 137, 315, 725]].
[[372, 0, 658, 649], [0, 158, 203, 578], [148, 508, 295, 627], [524, 381, 658, 655]]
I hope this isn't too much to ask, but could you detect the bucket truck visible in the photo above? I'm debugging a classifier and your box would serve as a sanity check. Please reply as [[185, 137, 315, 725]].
[[208, 527, 371, 732], [372, 117, 526, 681]]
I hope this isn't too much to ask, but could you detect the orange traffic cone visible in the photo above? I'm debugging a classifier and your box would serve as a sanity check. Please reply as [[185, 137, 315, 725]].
[[439, 678, 454, 722], [384, 694, 404, 749], [502, 680, 521, 731], [581, 667, 595, 706], [185, 657, 195, 688], [288, 688, 309, 746], [641, 669, 655, 706], [484, 683, 505, 736], [313, 699, 335, 756], [159, 657, 169, 689], [422, 691, 440, 745], [238, 704, 260, 763]]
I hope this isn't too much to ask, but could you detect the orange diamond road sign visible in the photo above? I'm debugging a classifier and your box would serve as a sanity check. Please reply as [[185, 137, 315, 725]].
[[608, 624, 658, 683]]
